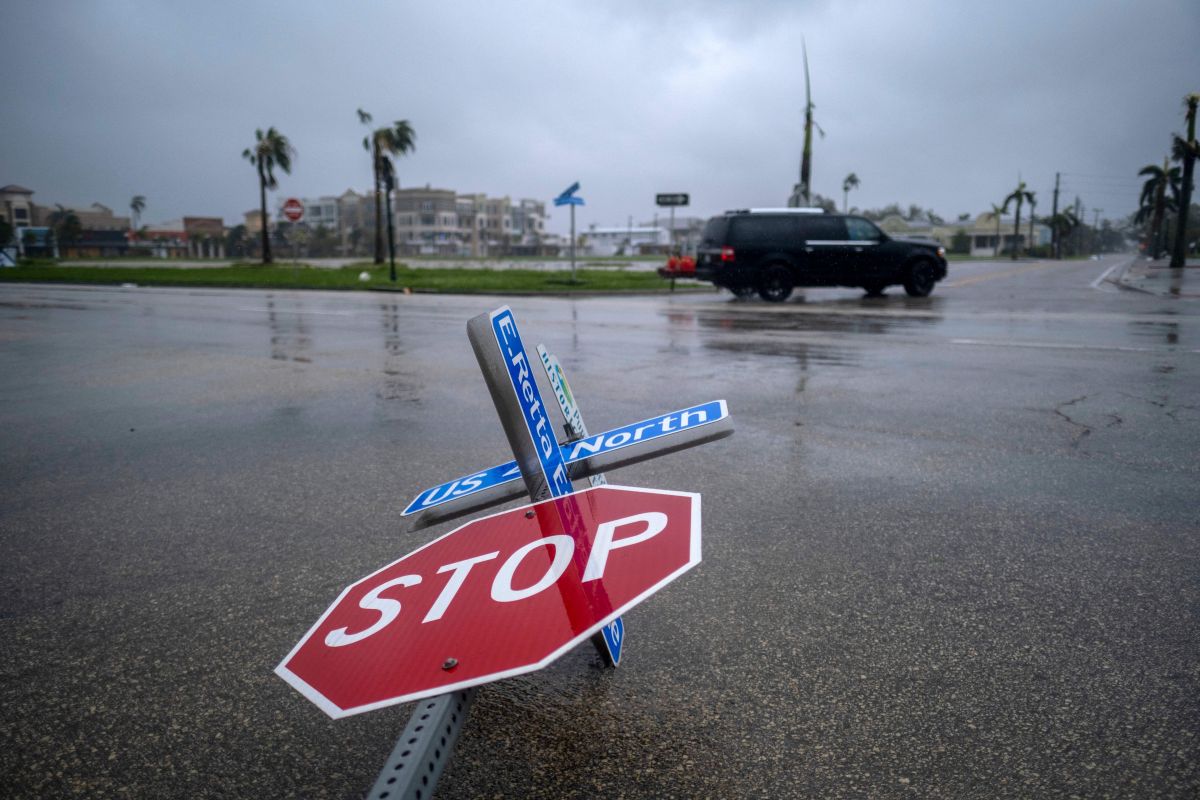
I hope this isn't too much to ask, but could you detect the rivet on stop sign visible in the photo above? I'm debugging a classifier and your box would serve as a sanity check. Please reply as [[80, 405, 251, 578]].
[[442, 658, 458, 671]]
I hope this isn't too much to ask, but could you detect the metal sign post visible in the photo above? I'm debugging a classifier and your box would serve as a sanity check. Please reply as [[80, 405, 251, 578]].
[[276, 307, 724, 800], [656, 193, 689, 253], [554, 183, 584, 283]]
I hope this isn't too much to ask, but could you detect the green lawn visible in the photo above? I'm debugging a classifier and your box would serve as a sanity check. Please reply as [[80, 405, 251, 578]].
[[0, 261, 705, 294]]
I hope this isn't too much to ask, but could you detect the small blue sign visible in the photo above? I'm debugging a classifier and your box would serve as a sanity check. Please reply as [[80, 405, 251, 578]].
[[489, 307, 574, 499], [601, 617, 624, 665], [554, 182, 584, 207], [402, 399, 728, 516]]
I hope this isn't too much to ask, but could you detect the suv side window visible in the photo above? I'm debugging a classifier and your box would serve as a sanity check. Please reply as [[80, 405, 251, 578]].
[[796, 215, 847, 242], [729, 215, 799, 246], [845, 217, 884, 242]]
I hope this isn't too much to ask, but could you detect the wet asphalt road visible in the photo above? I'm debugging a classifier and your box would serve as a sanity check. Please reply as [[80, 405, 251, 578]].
[[1, 257, 1197, 798]]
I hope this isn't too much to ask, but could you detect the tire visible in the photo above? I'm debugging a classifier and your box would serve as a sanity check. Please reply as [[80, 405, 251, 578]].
[[903, 260, 937, 297], [863, 282, 887, 297], [757, 264, 794, 302]]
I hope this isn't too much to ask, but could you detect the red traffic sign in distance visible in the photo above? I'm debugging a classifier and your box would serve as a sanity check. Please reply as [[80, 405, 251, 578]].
[[277, 485, 700, 718], [282, 198, 304, 222]]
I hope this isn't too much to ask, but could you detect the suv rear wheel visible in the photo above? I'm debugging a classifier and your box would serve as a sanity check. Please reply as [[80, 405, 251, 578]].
[[903, 260, 937, 297], [758, 263, 794, 302]]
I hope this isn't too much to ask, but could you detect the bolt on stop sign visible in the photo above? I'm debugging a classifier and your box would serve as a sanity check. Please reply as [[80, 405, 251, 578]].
[[276, 484, 700, 718]]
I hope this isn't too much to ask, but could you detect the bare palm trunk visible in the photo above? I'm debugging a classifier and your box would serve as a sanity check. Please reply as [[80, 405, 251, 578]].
[[1152, 190, 1166, 258], [1171, 97, 1197, 268], [259, 164, 272, 264], [372, 143, 384, 265], [1012, 203, 1022, 260]]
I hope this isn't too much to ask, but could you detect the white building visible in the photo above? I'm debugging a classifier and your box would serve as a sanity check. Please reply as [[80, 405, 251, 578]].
[[276, 195, 340, 231], [583, 225, 669, 256]]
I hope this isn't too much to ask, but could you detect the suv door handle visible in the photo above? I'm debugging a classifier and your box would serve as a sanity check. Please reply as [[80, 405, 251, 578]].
[[805, 246, 814, 253]]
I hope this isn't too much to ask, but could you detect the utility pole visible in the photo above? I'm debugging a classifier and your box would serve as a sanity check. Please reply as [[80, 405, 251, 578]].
[[1074, 196, 1084, 257], [1051, 172, 1061, 259]]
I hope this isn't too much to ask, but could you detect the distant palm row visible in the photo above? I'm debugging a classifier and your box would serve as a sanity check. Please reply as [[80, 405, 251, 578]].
[[241, 110, 416, 265]]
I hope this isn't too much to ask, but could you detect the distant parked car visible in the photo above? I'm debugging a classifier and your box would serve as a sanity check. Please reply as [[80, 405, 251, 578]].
[[693, 208, 949, 301]]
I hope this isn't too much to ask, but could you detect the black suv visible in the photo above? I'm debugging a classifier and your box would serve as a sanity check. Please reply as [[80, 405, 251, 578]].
[[693, 209, 948, 301]]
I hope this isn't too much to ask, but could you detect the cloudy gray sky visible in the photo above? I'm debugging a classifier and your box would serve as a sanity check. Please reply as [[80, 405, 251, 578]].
[[2, 0, 1198, 234]]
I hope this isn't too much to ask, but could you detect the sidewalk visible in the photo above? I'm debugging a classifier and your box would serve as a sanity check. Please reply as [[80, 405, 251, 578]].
[[1113, 257, 1200, 297]]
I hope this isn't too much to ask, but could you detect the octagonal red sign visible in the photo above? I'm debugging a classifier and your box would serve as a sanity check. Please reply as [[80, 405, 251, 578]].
[[276, 484, 700, 718], [282, 197, 304, 222]]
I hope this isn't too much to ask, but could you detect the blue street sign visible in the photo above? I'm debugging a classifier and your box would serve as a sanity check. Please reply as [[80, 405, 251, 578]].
[[402, 400, 729, 517], [489, 307, 574, 498], [554, 182, 584, 207]]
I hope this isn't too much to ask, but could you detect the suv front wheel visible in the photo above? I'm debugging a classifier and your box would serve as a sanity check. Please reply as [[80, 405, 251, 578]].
[[903, 260, 937, 298], [758, 263, 794, 302]]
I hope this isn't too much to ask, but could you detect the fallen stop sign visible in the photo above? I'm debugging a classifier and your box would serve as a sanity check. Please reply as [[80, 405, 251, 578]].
[[277, 485, 700, 718]]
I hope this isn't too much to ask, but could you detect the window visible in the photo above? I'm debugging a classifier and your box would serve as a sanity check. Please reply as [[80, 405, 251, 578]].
[[15, 208, 29, 221], [729, 216, 799, 246], [796, 216, 847, 242], [845, 217, 883, 241]]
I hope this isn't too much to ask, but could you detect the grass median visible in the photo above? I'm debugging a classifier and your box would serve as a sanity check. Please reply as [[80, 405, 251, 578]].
[[0, 260, 707, 295]]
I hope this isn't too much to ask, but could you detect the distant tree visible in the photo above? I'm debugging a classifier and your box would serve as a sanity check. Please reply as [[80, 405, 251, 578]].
[[358, 108, 416, 264], [242, 127, 295, 264], [842, 173, 859, 212], [225, 224, 248, 258], [1027, 194, 1037, 255], [310, 224, 337, 257], [130, 195, 145, 232], [0, 218, 12, 248], [950, 228, 971, 255], [990, 202, 1005, 257], [1137, 157, 1180, 258], [810, 193, 837, 213], [1047, 209, 1081, 258], [1002, 181, 1034, 259], [48, 204, 82, 255], [1170, 93, 1198, 268]]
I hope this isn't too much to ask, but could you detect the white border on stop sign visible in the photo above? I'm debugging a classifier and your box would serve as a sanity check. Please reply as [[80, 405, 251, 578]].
[[274, 484, 701, 719]]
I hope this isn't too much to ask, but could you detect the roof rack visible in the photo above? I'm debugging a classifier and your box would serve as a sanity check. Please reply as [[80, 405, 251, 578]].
[[726, 207, 827, 215]]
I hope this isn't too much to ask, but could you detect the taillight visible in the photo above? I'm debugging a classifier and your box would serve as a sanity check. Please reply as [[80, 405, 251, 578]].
[[720, 246, 736, 262]]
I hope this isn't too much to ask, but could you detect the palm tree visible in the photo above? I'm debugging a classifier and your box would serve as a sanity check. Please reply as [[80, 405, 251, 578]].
[[842, 173, 859, 212], [1137, 157, 1180, 258], [49, 204, 82, 248], [1002, 181, 1034, 259], [990, 202, 1005, 257], [242, 127, 295, 264], [1047, 209, 1081, 258], [1170, 93, 1198, 268], [130, 195, 145, 233], [1027, 193, 1037, 256], [358, 109, 416, 264]]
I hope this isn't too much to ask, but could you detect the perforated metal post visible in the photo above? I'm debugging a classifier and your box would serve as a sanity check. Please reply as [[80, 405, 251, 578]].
[[365, 688, 476, 800]]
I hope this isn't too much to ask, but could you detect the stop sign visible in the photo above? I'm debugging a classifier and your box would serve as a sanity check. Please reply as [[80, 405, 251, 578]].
[[276, 484, 700, 718], [282, 197, 304, 222]]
